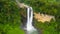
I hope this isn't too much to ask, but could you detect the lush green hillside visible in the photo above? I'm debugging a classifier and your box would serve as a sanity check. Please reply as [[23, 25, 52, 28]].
[[0, 0, 60, 34], [0, 0, 25, 34]]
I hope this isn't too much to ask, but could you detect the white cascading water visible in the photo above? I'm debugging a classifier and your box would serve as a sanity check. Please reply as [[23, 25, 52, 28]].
[[26, 7, 35, 31], [16, 0, 38, 34], [26, 7, 38, 34]]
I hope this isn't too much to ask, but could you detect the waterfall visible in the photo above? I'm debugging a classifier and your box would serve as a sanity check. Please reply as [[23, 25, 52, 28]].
[[16, 0, 39, 34], [26, 7, 36, 31], [26, 7, 38, 34]]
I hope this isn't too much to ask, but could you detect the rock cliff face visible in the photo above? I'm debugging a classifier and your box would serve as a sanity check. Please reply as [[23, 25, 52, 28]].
[[20, 12, 55, 23], [34, 12, 55, 23]]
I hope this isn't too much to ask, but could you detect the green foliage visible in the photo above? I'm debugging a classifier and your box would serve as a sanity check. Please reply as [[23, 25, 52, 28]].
[[0, 0, 60, 34], [0, 0, 25, 34], [6, 27, 25, 34], [34, 20, 58, 34], [23, 0, 60, 16]]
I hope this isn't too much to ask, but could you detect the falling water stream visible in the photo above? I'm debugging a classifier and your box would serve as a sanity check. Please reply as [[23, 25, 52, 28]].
[[16, 0, 39, 34], [26, 7, 38, 34]]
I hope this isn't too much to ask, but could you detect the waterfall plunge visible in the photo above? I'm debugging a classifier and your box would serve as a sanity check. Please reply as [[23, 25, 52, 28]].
[[26, 7, 36, 31], [16, 0, 39, 34], [26, 7, 38, 34]]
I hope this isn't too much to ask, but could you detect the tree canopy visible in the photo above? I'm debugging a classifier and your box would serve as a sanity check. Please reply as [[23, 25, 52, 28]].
[[0, 0, 60, 34]]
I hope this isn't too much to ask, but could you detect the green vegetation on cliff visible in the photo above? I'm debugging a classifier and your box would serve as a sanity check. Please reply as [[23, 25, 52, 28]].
[[0, 0, 60, 34], [0, 0, 25, 34]]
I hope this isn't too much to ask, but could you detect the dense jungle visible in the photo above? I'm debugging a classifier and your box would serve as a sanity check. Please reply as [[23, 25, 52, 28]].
[[0, 0, 60, 34]]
